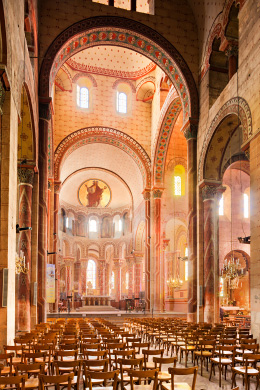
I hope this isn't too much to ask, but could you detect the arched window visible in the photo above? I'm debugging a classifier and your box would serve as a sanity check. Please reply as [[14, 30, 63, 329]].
[[111, 271, 115, 289], [86, 260, 96, 289], [174, 176, 181, 196], [65, 216, 69, 229], [118, 219, 122, 231], [117, 92, 127, 114], [77, 86, 89, 108], [89, 218, 97, 232], [219, 196, 224, 216], [173, 165, 185, 196], [125, 272, 129, 290]]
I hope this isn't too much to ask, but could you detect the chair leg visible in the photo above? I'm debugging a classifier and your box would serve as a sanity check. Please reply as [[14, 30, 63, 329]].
[[209, 362, 213, 381], [219, 364, 221, 389]]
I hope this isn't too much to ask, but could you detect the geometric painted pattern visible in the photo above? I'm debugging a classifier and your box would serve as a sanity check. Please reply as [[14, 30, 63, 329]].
[[54, 126, 151, 187], [43, 24, 191, 120], [198, 97, 252, 182], [153, 97, 182, 184]]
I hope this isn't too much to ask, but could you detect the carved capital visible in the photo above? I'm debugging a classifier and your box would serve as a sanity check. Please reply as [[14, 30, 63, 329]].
[[142, 189, 151, 201], [183, 118, 198, 140], [201, 184, 225, 201], [54, 181, 61, 194], [244, 147, 250, 160], [18, 168, 34, 186], [225, 43, 238, 58], [153, 188, 163, 199]]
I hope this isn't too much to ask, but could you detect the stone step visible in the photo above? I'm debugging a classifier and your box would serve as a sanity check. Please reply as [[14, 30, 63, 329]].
[[76, 305, 119, 312]]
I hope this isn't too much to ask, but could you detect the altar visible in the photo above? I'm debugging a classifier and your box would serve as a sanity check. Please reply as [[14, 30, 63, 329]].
[[82, 296, 112, 306]]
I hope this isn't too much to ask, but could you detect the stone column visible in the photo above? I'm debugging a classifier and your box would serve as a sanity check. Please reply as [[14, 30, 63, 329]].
[[152, 188, 163, 312], [201, 183, 225, 323], [183, 120, 198, 322], [99, 260, 105, 295], [126, 256, 134, 298], [143, 189, 151, 310], [134, 255, 143, 299], [38, 98, 52, 322], [113, 259, 121, 302], [53, 182, 60, 311], [162, 238, 170, 312], [225, 43, 238, 80], [17, 168, 34, 332]]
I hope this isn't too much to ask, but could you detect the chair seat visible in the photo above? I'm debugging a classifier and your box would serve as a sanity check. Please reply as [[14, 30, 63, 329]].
[[180, 346, 196, 351], [25, 378, 40, 389], [194, 351, 212, 357], [60, 376, 78, 386], [83, 375, 103, 385], [215, 350, 232, 356], [144, 362, 156, 369], [211, 357, 232, 364], [233, 367, 259, 375], [236, 349, 253, 354], [235, 357, 254, 363], [13, 357, 23, 364], [158, 371, 171, 381], [1, 366, 16, 375], [162, 382, 191, 390], [131, 385, 153, 390]]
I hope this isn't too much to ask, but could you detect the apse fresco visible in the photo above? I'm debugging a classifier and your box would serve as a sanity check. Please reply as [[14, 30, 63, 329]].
[[78, 179, 111, 208]]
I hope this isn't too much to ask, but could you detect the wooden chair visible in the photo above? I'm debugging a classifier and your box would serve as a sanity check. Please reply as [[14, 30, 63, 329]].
[[0, 374, 27, 390], [83, 370, 119, 390], [82, 359, 109, 390], [0, 353, 15, 376], [153, 357, 177, 389], [3, 346, 23, 365], [231, 353, 260, 390], [179, 336, 198, 367], [209, 345, 236, 387], [39, 373, 74, 390], [143, 350, 164, 370], [113, 349, 136, 370], [119, 358, 143, 390], [15, 363, 45, 390], [194, 339, 216, 376], [162, 367, 198, 390], [129, 369, 158, 390], [53, 360, 81, 390]]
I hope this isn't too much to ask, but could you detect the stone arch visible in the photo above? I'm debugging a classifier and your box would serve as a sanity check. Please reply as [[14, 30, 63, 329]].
[[72, 72, 98, 87], [153, 97, 182, 185], [112, 78, 135, 93], [39, 16, 199, 122], [198, 97, 252, 183], [136, 76, 156, 95], [54, 126, 151, 187]]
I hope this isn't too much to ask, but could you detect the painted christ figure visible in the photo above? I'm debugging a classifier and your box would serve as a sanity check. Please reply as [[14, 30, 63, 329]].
[[85, 181, 107, 207]]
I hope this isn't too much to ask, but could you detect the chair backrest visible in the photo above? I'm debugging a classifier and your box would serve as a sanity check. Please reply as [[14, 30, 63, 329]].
[[16, 363, 45, 376], [23, 351, 47, 363], [219, 338, 236, 346], [54, 350, 78, 360], [153, 357, 177, 371], [84, 369, 119, 390], [143, 349, 164, 363], [59, 344, 78, 351], [218, 346, 236, 363], [39, 373, 74, 390], [132, 342, 150, 354], [168, 366, 198, 390], [54, 360, 82, 377], [84, 350, 108, 360], [83, 358, 109, 372], [241, 343, 259, 352], [0, 375, 27, 390], [129, 369, 158, 390]]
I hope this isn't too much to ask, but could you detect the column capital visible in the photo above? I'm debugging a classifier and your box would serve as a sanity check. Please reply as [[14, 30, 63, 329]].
[[152, 187, 163, 199], [39, 97, 53, 121], [182, 118, 198, 140], [142, 188, 151, 201], [126, 256, 135, 267], [18, 167, 34, 185], [201, 181, 226, 201], [54, 181, 62, 194]]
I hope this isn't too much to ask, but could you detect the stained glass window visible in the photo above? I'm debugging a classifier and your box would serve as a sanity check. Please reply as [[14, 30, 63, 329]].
[[111, 271, 115, 289], [89, 219, 97, 232]]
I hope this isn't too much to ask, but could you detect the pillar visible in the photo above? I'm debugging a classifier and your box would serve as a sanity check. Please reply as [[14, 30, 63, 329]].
[[134, 256, 143, 299], [201, 183, 225, 323], [99, 260, 105, 295], [183, 120, 198, 322], [225, 43, 238, 80], [162, 239, 170, 312], [113, 259, 121, 302], [38, 98, 52, 322], [126, 257, 134, 298], [17, 168, 34, 332], [143, 189, 151, 310], [152, 188, 163, 312], [53, 182, 61, 311]]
